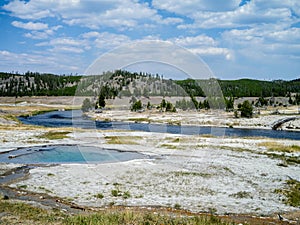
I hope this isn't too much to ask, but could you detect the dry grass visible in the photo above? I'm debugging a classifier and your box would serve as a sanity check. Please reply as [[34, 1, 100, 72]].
[[258, 142, 300, 153], [104, 136, 142, 145], [38, 131, 71, 140]]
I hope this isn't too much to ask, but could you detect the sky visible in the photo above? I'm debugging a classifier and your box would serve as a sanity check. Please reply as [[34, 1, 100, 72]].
[[0, 0, 300, 80]]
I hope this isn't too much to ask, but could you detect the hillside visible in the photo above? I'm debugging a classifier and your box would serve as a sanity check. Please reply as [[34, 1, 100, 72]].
[[0, 71, 299, 98], [0, 72, 81, 97]]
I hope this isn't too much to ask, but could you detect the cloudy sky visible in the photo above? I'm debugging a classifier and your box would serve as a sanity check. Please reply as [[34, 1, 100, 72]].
[[0, 0, 300, 80]]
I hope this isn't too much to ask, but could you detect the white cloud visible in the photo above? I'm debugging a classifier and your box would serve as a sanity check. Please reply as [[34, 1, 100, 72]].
[[169, 35, 233, 60], [3, 0, 162, 30], [178, 2, 295, 29], [11, 21, 48, 30], [36, 37, 88, 54], [190, 47, 233, 60], [0, 49, 84, 73], [152, 0, 240, 14], [172, 35, 217, 47], [2, 0, 54, 20]]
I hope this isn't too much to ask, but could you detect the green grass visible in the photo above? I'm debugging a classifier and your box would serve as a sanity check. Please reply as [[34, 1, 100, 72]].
[[38, 131, 71, 140], [275, 179, 300, 207], [0, 200, 65, 224], [0, 199, 236, 224], [64, 211, 232, 225], [94, 193, 104, 199], [2, 114, 20, 123]]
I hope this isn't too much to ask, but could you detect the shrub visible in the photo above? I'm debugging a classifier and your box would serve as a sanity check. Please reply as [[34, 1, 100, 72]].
[[240, 100, 253, 118]]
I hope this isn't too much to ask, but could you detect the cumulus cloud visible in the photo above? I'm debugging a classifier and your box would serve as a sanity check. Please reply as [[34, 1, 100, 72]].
[[11, 21, 48, 30], [2, 0, 54, 20], [3, 0, 165, 30], [177, 1, 296, 29], [169, 35, 233, 60], [152, 0, 240, 14], [0, 49, 84, 73]]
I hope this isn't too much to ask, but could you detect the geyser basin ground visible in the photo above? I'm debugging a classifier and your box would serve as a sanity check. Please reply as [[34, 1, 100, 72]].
[[0, 145, 146, 164]]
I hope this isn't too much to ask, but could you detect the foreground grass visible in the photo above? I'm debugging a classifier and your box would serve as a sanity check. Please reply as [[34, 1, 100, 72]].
[[258, 142, 300, 153], [275, 179, 300, 207], [0, 200, 234, 225]]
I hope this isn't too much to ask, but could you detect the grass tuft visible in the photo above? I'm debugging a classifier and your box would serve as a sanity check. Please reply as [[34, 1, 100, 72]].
[[105, 136, 141, 145], [258, 142, 300, 153], [38, 131, 71, 140], [275, 179, 300, 207]]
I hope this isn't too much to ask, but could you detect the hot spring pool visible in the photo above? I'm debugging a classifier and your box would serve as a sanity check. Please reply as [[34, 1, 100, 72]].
[[0, 145, 146, 164]]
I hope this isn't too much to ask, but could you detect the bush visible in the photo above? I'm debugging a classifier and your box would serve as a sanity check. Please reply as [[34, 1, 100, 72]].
[[81, 98, 93, 112], [240, 100, 253, 118], [131, 100, 142, 111]]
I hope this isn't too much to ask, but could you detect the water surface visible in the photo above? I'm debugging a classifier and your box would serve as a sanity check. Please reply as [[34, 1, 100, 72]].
[[0, 145, 145, 164], [19, 110, 300, 140]]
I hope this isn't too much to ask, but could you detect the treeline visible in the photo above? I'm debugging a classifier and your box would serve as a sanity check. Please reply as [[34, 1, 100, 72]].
[[0, 71, 81, 97], [0, 70, 299, 98], [219, 79, 300, 97], [176, 78, 300, 97]]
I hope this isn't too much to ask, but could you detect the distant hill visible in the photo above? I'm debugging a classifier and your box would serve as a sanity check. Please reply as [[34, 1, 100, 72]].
[[0, 71, 299, 98], [0, 72, 81, 96]]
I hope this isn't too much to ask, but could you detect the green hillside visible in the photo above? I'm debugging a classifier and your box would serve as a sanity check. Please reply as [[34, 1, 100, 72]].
[[0, 70, 299, 98]]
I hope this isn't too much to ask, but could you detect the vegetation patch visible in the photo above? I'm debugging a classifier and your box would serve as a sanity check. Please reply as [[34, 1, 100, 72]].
[[229, 191, 252, 199], [264, 152, 300, 166], [94, 193, 104, 199], [2, 114, 20, 123], [111, 189, 131, 199], [17, 184, 28, 189], [173, 171, 213, 178], [105, 136, 141, 145], [160, 144, 179, 149], [259, 142, 300, 153], [275, 179, 300, 207], [0, 200, 66, 224], [38, 131, 71, 140]]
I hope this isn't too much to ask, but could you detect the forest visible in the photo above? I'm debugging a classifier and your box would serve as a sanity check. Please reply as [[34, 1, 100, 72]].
[[0, 71, 299, 99]]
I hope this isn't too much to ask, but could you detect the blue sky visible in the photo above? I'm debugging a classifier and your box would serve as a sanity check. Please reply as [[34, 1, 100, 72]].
[[0, 0, 300, 80]]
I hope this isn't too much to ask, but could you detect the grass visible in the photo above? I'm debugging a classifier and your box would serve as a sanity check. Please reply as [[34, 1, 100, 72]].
[[0, 200, 65, 224], [94, 193, 104, 199], [229, 191, 252, 199], [263, 152, 300, 166], [105, 136, 142, 145], [174, 203, 181, 209], [0, 199, 241, 224], [64, 211, 233, 225], [275, 179, 300, 207], [38, 131, 71, 140], [173, 171, 213, 178], [2, 114, 20, 123], [111, 189, 131, 199], [160, 143, 179, 149], [258, 142, 300, 153]]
